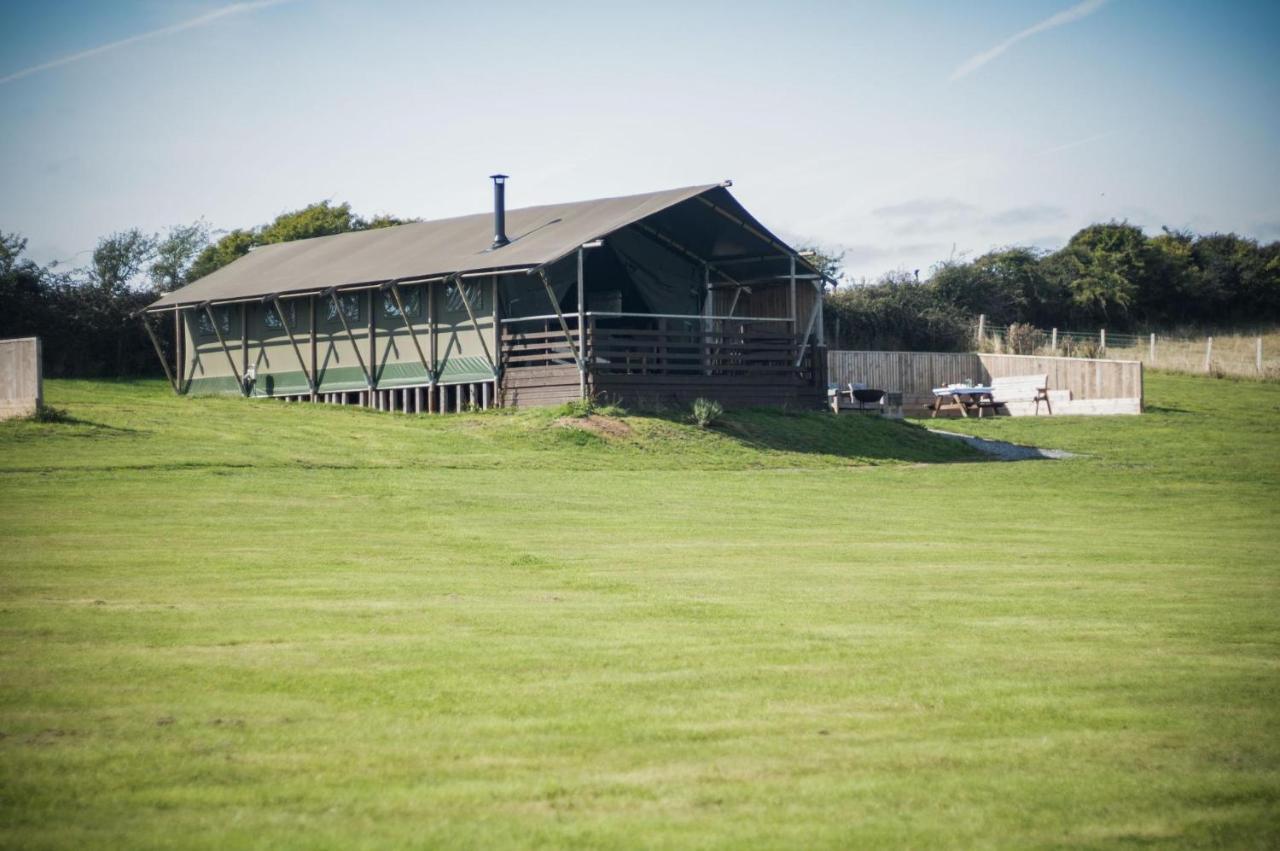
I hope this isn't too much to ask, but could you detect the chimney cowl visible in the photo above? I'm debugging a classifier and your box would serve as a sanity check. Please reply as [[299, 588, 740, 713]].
[[490, 174, 510, 249]]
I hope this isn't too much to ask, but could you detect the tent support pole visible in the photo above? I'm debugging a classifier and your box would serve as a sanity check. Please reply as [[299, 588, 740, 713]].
[[203, 303, 247, 396], [240, 304, 249, 389], [577, 248, 587, 399], [388, 281, 435, 383], [789, 255, 797, 335], [427, 282, 437, 408], [449, 273, 497, 376], [813, 279, 825, 348], [794, 295, 821, 369], [328, 289, 373, 389], [309, 296, 318, 401], [140, 313, 178, 394], [270, 296, 315, 394], [174, 308, 185, 393]]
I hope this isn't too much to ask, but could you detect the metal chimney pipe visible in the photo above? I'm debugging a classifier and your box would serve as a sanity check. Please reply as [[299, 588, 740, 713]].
[[490, 174, 510, 248]]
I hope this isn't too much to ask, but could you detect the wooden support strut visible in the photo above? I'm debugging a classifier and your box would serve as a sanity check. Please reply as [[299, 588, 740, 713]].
[[268, 296, 315, 393], [202, 303, 247, 396], [326, 288, 373, 388], [387, 281, 435, 382], [448, 273, 497, 376], [535, 268, 584, 375], [139, 312, 178, 393]]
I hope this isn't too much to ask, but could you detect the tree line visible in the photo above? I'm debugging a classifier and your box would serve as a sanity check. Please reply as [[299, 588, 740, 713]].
[[824, 222, 1280, 351], [3, 208, 1278, 377], [0, 202, 413, 377]]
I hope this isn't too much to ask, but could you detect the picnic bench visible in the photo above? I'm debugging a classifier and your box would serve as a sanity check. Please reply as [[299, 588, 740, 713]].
[[986, 373, 1052, 416], [930, 374, 1052, 418]]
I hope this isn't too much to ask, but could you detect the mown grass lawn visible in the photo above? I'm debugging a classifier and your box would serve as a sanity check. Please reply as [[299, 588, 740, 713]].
[[1, 372, 1277, 849]]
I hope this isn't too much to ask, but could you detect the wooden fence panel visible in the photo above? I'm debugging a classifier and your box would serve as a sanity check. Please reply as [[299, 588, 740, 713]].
[[828, 350, 1143, 410]]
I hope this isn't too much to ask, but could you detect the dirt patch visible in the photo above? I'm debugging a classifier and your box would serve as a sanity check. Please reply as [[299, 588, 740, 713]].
[[554, 415, 633, 439]]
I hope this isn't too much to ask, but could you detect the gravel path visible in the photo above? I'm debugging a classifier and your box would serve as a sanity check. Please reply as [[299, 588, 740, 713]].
[[927, 429, 1078, 461]]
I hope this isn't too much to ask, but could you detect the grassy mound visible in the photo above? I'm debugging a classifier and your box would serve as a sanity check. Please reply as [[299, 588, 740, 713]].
[[0, 380, 979, 473]]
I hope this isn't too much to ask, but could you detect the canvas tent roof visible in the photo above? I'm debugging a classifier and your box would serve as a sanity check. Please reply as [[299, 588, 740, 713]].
[[148, 182, 816, 310]]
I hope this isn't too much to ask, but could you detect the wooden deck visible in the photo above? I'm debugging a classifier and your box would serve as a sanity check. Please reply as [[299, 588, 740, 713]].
[[500, 326, 823, 409]]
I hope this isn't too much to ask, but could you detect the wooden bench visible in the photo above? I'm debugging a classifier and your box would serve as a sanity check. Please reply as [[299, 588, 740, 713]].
[[981, 373, 1052, 415]]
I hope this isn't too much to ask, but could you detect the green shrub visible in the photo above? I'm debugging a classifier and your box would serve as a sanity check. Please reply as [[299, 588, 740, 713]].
[[690, 398, 724, 428], [556, 395, 627, 419]]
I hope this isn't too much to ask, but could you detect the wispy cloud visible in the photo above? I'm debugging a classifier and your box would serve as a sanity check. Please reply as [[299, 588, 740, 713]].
[[949, 0, 1110, 83], [1037, 130, 1116, 156], [0, 0, 293, 86]]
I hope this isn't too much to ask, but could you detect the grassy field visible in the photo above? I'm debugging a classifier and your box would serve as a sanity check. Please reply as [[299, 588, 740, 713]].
[[1, 372, 1278, 849]]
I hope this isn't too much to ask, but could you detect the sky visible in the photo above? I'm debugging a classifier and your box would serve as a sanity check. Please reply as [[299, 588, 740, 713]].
[[1, 0, 1278, 283]]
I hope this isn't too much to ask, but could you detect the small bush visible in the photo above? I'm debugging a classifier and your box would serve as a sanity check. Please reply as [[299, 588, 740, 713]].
[[690, 398, 724, 428]]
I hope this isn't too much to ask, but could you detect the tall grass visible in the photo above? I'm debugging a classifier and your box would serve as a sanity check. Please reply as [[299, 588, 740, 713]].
[[980, 324, 1280, 379]]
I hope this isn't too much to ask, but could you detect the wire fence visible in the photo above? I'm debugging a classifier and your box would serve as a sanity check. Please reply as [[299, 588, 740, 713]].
[[974, 317, 1280, 380]]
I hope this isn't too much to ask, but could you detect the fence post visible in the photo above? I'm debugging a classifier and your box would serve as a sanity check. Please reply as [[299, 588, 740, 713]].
[[1051, 327, 1058, 350], [1100, 328, 1106, 353], [1257, 337, 1263, 374], [1204, 336, 1213, 373], [1149, 333, 1156, 364], [977, 314, 985, 348]]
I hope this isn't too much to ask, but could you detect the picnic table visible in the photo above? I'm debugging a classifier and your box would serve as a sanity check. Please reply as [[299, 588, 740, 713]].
[[930, 385, 995, 418]]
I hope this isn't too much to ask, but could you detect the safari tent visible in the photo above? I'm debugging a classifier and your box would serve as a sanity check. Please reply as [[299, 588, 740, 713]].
[[141, 177, 831, 412]]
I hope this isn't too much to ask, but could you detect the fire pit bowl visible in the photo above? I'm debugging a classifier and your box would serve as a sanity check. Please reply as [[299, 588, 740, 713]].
[[852, 388, 886, 406]]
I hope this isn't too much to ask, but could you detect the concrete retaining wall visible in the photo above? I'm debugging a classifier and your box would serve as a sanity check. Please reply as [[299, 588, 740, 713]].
[[0, 337, 43, 420]]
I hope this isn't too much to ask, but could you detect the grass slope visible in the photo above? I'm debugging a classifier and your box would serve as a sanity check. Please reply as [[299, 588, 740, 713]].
[[1, 374, 1277, 849]]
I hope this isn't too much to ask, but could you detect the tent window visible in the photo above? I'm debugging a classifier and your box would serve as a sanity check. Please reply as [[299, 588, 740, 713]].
[[324, 294, 362, 324], [383, 288, 421, 319], [263, 301, 297, 330], [443, 281, 484, 318], [195, 307, 232, 337]]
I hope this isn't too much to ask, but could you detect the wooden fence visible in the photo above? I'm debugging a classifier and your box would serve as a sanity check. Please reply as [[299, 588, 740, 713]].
[[827, 350, 1142, 413], [1, 337, 43, 420]]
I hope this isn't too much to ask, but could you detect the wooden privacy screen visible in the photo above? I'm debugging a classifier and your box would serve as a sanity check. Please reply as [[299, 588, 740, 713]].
[[827, 350, 1143, 408]]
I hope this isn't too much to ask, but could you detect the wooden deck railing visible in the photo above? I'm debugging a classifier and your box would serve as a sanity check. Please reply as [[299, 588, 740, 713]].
[[500, 326, 814, 379]]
